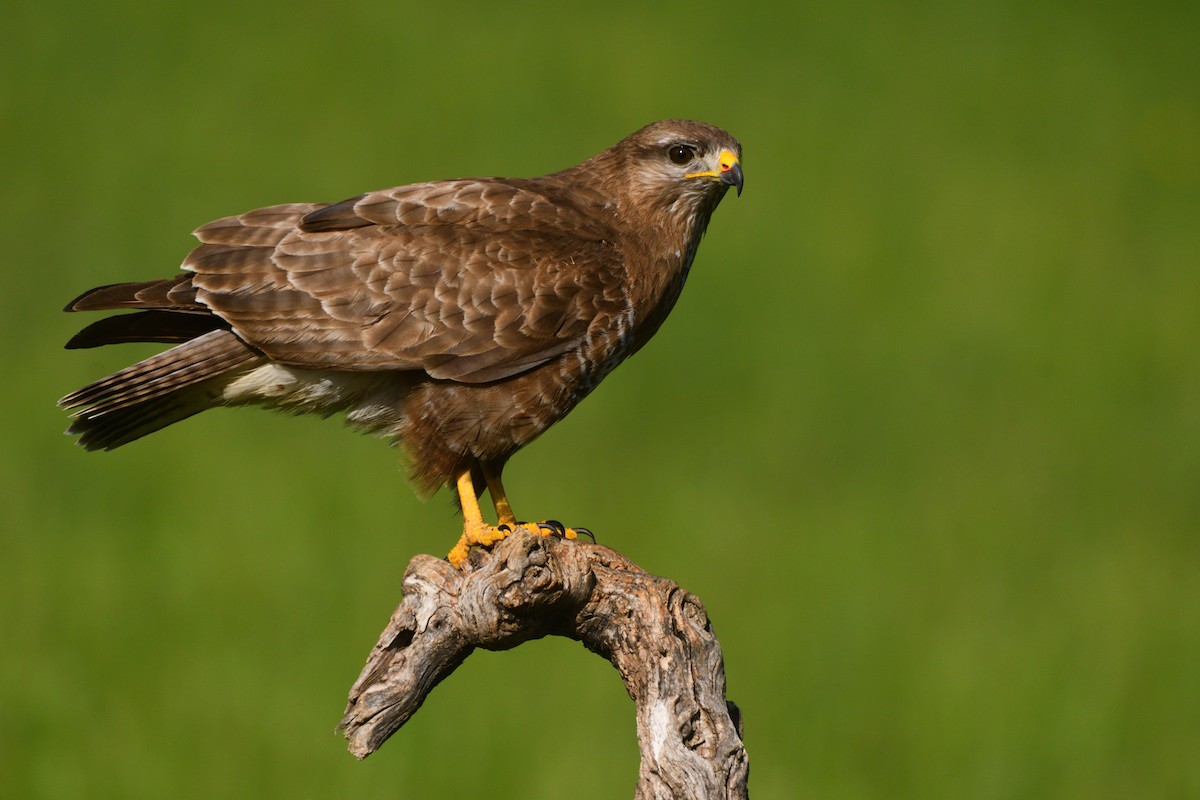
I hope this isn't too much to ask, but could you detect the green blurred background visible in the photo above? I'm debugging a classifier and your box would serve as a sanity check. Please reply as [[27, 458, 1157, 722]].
[[3, 0, 1198, 797]]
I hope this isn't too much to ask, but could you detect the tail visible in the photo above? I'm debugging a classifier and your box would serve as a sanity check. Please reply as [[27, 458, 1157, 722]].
[[60, 277, 264, 450]]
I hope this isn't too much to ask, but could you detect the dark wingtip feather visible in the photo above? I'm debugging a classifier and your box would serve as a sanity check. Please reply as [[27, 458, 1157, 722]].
[[64, 276, 200, 313], [64, 283, 126, 312], [299, 195, 371, 233], [64, 310, 226, 350]]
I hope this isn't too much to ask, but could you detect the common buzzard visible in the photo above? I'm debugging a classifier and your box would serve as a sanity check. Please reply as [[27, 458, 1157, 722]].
[[60, 119, 743, 564]]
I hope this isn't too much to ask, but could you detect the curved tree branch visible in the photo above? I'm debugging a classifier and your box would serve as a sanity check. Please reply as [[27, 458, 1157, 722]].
[[339, 528, 748, 799]]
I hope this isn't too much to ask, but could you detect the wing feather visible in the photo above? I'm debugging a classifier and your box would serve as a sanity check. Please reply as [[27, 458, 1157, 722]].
[[185, 179, 626, 382]]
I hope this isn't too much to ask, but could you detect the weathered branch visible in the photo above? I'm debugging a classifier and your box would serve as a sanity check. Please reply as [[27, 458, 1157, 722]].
[[339, 527, 749, 799]]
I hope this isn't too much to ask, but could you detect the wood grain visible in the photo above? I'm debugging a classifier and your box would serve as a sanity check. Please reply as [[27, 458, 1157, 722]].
[[340, 528, 749, 799]]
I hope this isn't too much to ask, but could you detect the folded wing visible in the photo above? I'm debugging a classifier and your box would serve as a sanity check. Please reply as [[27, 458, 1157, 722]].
[[186, 180, 626, 383]]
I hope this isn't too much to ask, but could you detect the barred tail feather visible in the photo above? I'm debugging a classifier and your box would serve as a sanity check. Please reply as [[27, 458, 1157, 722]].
[[60, 328, 263, 450], [66, 389, 211, 451]]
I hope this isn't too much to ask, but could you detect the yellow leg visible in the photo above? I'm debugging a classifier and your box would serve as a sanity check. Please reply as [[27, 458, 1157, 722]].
[[446, 467, 513, 567], [482, 463, 517, 527], [446, 464, 593, 565], [480, 464, 581, 540]]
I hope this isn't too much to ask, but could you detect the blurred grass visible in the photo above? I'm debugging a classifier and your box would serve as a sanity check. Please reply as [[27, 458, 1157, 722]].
[[3, 0, 1198, 797]]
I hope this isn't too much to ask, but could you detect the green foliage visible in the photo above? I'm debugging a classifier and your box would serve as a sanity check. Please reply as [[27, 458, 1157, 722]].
[[3, 0, 1198, 797]]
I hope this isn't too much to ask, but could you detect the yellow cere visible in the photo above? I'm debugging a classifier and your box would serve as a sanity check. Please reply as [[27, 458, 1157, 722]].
[[685, 148, 741, 180]]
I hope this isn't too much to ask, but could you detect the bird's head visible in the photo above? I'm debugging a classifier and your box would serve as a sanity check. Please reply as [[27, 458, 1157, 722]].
[[593, 119, 742, 234], [627, 119, 742, 192]]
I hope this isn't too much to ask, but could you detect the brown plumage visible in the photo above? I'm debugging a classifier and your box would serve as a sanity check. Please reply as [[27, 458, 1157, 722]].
[[60, 119, 743, 563]]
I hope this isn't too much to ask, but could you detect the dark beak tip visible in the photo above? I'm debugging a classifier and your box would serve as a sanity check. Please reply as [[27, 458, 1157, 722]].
[[722, 163, 745, 196]]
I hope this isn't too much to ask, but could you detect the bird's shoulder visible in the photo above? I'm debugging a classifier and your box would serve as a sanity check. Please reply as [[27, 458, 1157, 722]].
[[181, 177, 630, 382], [294, 176, 617, 241]]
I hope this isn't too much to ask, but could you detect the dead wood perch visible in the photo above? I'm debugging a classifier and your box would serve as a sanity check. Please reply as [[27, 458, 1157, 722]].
[[339, 527, 749, 799]]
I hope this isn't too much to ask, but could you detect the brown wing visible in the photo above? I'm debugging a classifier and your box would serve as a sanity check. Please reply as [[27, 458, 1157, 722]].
[[183, 181, 626, 383]]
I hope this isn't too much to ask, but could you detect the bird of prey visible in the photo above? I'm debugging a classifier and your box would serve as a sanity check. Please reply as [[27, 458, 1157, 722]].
[[60, 119, 743, 565]]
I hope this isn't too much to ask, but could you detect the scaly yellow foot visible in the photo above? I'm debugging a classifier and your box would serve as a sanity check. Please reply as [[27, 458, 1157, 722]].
[[447, 519, 514, 567], [446, 464, 595, 567]]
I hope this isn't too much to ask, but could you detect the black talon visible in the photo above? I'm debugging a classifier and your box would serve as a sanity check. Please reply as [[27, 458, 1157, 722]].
[[574, 527, 596, 543], [498, 523, 512, 533], [538, 519, 566, 536]]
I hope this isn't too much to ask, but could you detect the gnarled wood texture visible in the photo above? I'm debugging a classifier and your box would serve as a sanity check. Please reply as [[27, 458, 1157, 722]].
[[340, 528, 749, 799]]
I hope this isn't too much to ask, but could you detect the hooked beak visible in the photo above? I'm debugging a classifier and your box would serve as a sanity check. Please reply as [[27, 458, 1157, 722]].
[[719, 152, 744, 197], [685, 148, 744, 196]]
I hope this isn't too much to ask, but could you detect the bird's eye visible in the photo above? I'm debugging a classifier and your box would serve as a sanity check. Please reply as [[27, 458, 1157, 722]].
[[668, 144, 696, 165]]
